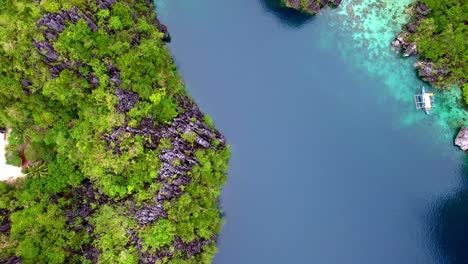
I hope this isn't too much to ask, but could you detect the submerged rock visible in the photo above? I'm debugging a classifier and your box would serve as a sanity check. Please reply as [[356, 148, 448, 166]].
[[455, 127, 468, 151]]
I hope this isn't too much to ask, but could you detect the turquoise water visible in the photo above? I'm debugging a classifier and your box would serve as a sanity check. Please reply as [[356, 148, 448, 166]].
[[325, 0, 468, 138], [157, 0, 468, 263]]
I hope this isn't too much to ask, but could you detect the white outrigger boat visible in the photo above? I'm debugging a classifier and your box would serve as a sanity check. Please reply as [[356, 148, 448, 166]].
[[414, 86, 434, 114]]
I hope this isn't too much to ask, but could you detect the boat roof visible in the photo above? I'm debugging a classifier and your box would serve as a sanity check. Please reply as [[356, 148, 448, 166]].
[[423, 93, 432, 108]]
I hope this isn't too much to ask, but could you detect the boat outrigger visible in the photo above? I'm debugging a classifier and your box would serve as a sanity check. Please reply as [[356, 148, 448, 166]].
[[414, 86, 434, 114]]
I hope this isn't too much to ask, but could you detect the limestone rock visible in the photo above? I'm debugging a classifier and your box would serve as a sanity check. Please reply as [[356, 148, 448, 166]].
[[403, 43, 417, 57], [416, 2, 431, 17], [391, 32, 418, 56], [406, 20, 420, 33], [115, 88, 139, 113], [414, 61, 448, 84], [33, 41, 59, 61], [455, 127, 468, 151], [134, 204, 167, 225]]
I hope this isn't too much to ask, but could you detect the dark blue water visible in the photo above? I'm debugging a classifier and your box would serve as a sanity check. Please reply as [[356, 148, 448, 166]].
[[157, 1, 468, 263]]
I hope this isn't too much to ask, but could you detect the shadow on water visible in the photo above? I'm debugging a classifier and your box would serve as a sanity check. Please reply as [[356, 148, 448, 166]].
[[259, 0, 315, 27], [431, 156, 468, 263]]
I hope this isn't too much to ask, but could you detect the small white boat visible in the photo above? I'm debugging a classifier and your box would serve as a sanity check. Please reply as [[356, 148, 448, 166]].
[[414, 86, 434, 115]]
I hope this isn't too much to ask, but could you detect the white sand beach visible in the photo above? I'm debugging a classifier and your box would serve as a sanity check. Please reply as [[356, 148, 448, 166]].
[[0, 133, 23, 181]]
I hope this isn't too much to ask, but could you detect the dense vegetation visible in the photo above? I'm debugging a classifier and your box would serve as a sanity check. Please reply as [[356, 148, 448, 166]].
[[0, 0, 229, 263], [407, 0, 467, 100], [280, 0, 341, 14]]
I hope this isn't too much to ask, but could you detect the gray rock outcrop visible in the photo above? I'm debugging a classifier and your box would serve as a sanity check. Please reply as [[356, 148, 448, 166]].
[[455, 127, 468, 151], [414, 61, 448, 84]]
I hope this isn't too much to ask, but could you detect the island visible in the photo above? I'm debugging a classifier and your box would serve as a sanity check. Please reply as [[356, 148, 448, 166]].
[[0, 1, 229, 263], [281, 0, 342, 14], [392, 0, 466, 93], [391, 0, 467, 148]]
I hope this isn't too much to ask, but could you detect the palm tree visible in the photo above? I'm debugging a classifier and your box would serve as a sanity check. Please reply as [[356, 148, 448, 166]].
[[25, 162, 48, 179]]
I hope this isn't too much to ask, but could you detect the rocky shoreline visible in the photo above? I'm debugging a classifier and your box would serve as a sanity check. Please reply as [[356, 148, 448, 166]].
[[455, 127, 468, 151], [281, 0, 341, 14], [392, 1, 468, 151], [390, 2, 449, 85]]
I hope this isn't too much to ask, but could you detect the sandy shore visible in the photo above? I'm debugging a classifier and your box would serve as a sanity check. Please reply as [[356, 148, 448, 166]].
[[0, 133, 23, 181]]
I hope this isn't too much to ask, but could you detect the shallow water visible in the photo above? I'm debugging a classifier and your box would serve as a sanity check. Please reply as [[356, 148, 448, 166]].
[[157, 0, 467, 263]]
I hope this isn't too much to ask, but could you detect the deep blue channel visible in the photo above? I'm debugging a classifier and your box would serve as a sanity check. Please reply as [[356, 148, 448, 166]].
[[158, 1, 468, 263]]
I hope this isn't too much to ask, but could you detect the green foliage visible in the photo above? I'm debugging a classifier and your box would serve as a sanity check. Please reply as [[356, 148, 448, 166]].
[[133, 182, 161, 206], [300, 0, 310, 11], [411, 0, 467, 93], [109, 16, 124, 30], [181, 131, 197, 145], [43, 70, 91, 103], [10, 201, 74, 264], [139, 219, 176, 251], [111, 2, 133, 29], [463, 83, 468, 105], [55, 20, 95, 63], [90, 205, 138, 264], [5, 153, 22, 167], [0, 0, 229, 263], [128, 88, 179, 125], [203, 115, 215, 129], [167, 147, 230, 242]]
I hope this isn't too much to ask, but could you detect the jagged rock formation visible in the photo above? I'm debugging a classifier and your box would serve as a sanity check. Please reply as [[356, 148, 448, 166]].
[[282, 0, 341, 14], [37, 6, 98, 40], [414, 61, 449, 84], [61, 181, 109, 262], [154, 16, 171, 42], [391, 2, 431, 57], [455, 127, 468, 151], [391, 2, 452, 85], [115, 88, 139, 113], [392, 32, 417, 57]]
